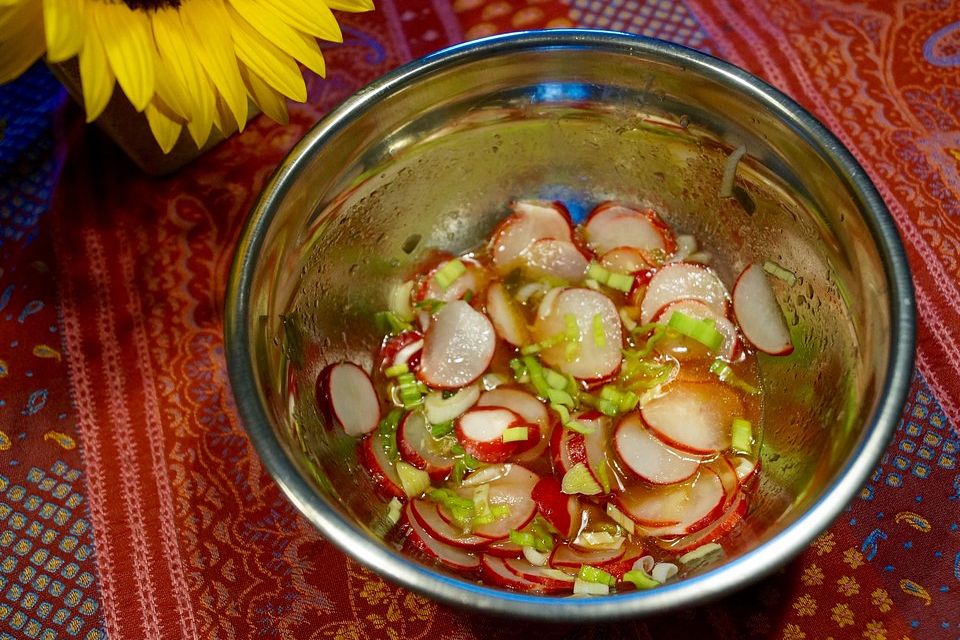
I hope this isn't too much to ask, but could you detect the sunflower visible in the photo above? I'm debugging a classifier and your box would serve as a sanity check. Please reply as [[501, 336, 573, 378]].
[[0, 0, 373, 152]]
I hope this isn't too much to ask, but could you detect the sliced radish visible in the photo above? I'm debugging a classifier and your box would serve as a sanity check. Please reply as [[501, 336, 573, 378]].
[[316, 362, 381, 436], [599, 247, 654, 274], [657, 490, 747, 553], [378, 330, 424, 372], [733, 263, 794, 355], [533, 288, 623, 381], [521, 239, 590, 283], [713, 456, 741, 509], [418, 300, 495, 389], [481, 555, 553, 592], [620, 470, 725, 536], [733, 456, 761, 490], [593, 544, 645, 580], [639, 263, 729, 324], [485, 282, 529, 347], [579, 412, 618, 493], [455, 464, 539, 540], [415, 258, 489, 304], [613, 413, 701, 485], [397, 411, 456, 481], [477, 388, 552, 464], [641, 381, 741, 454], [456, 407, 536, 463], [531, 476, 580, 538], [653, 299, 739, 360], [409, 499, 489, 549], [583, 202, 675, 256], [423, 384, 480, 424], [358, 434, 404, 499], [490, 200, 573, 274], [503, 558, 576, 593], [550, 422, 589, 476], [404, 503, 481, 571], [486, 539, 524, 558], [549, 543, 625, 568]]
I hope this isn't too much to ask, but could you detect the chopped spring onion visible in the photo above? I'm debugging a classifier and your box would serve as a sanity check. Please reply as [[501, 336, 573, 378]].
[[622, 569, 660, 590], [386, 497, 403, 524], [577, 565, 616, 586], [424, 384, 480, 423], [433, 258, 467, 290], [509, 530, 537, 547], [573, 578, 610, 596], [651, 562, 678, 583], [599, 385, 621, 403], [606, 503, 636, 534], [720, 144, 747, 198], [388, 281, 415, 322], [592, 314, 606, 347], [606, 272, 634, 293], [375, 311, 412, 335], [544, 368, 568, 390], [528, 517, 556, 550], [377, 408, 403, 461], [619, 307, 638, 331], [428, 488, 475, 529], [396, 461, 431, 498], [763, 260, 797, 285], [561, 463, 602, 496], [574, 531, 623, 550], [482, 372, 510, 390], [667, 311, 724, 351], [629, 322, 667, 357], [709, 360, 759, 395], [510, 358, 529, 383], [586, 262, 610, 284], [522, 356, 551, 398], [472, 484, 494, 524], [618, 390, 639, 412], [563, 418, 594, 435], [596, 461, 612, 494], [731, 417, 753, 454], [582, 393, 619, 417], [678, 542, 724, 570], [414, 298, 445, 313], [546, 388, 574, 408], [564, 314, 581, 361], [502, 426, 529, 443], [523, 546, 549, 567], [430, 420, 455, 438], [384, 363, 409, 378]]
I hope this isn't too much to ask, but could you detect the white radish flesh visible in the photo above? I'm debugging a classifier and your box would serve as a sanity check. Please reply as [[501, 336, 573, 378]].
[[404, 503, 481, 571], [653, 299, 738, 360], [733, 263, 794, 355], [641, 381, 740, 454], [583, 202, 674, 255], [423, 383, 480, 424], [504, 558, 576, 592], [579, 412, 617, 492], [521, 239, 590, 283], [490, 201, 573, 274], [397, 412, 456, 480], [630, 470, 726, 536], [485, 282, 529, 347], [321, 363, 381, 436], [549, 543, 625, 568], [477, 388, 551, 463], [600, 247, 653, 274], [418, 301, 496, 389], [480, 555, 553, 592], [409, 499, 489, 549], [456, 464, 539, 540], [639, 263, 730, 324], [417, 259, 488, 303], [455, 407, 529, 463], [359, 435, 404, 499], [614, 413, 701, 485], [533, 288, 623, 380], [658, 490, 747, 553]]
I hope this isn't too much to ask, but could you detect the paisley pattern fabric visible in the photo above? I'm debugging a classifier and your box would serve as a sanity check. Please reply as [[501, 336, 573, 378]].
[[0, 1, 958, 638]]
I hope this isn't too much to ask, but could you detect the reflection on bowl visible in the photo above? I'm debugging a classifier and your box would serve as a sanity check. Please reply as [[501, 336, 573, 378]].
[[225, 30, 914, 620]]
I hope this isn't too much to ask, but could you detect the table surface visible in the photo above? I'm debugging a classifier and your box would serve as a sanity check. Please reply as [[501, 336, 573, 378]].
[[1, 1, 959, 639]]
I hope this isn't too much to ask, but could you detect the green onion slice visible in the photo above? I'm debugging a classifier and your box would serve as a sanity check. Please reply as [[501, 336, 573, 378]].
[[666, 310, 724, 351]]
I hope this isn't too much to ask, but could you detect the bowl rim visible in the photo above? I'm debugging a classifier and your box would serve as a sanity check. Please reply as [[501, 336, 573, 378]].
[[224, 29, 915, 620]]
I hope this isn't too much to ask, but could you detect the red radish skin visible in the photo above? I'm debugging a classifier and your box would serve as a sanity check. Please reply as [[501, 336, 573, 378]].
[[549, 543, 626, 568], [550, 423, 589, 476], [652, 299, 739, 361], [359, 435, 405, 499], [614, 413, 701, 485], [485, 282, 529, 347], [481, 555, 555, 592], [490, 201, 574, 274], [403, 505, 482, 571], [641, 381, 741, 455], [599, 247, 654, 274], [579, 412, 618, 492], [531, 477, 579, 538], [477, 388, 552, 464], [410, 499, 490, 549], [486, 539, 524, 558], [630, 470, 726, 536], [455, 464, 539, 540], [639, 263, 730, 324], [503, 558, 576, 592], [455, 407, 536, 463], [583, 202, 676, 256], [418, 300, 496, 389], [533, 288, 624, 381], [657, 491, 748, 553], [316, 362, 381, 436], [521, 239, 590, 283], [415, 258, 489, 304], [733, 263, 794, 355], [595, 545, 646, 580], [397, 412, 456, 481], [378, 330, 424, 372]]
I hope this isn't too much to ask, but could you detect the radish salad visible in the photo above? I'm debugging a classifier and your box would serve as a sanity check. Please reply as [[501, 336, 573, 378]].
[[316, 199, 794, 595]]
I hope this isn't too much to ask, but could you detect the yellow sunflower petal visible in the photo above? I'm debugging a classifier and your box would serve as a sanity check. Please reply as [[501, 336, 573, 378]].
[[180, 0, 248, 131], [91, 1, 154, 112], [212, 93, 239, 137], [77, 9, 114, 121], [325, 0, 374, 12], [145, 100, 182, 154], [152, 58, 188, 121], [151, 7, 214, 148], [227, 5, 305, 101], [261, 0, 342, 43], [240, 64, 288, 125], [228, 0, 326, 77], [42, 0, 84, 62], [0, 2, 44, 83], [0, 0, 40, 35]]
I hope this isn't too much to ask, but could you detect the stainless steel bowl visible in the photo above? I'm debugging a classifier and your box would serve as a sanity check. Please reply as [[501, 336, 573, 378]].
[[225, 30, 914, 620]]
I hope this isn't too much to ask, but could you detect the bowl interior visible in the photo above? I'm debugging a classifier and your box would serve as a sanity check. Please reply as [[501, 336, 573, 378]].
[[228, 32, 908, 619]]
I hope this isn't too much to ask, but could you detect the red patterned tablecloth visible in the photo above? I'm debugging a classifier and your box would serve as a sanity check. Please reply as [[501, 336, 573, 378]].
[[1, 1, 959, 639]]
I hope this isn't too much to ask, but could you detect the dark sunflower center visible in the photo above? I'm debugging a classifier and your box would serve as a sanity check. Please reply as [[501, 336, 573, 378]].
[[122, 0, 182, 9]]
